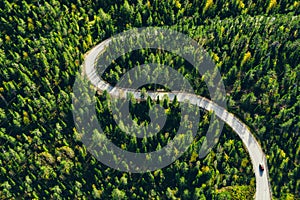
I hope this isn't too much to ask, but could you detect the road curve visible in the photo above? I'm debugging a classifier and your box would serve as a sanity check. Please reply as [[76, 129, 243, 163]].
[[83, 38, 272, 200]]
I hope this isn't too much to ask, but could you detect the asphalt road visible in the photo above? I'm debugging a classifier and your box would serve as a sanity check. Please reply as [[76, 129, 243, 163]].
[[83, 38, 272, 200]]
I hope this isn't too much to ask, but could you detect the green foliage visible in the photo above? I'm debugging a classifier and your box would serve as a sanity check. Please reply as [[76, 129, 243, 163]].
[[215, 185, 255, 200], [0, 0, 299, 199]]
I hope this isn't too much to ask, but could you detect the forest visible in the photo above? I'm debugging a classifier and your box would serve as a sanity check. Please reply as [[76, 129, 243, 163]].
[[0, 0, 299, 199]]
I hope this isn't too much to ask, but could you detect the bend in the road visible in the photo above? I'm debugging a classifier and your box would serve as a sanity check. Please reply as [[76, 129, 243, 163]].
[[83, 39, 272, 200]]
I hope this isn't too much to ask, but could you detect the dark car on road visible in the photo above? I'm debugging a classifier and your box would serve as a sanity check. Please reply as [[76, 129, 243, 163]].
[[259, 164, 264, 171]]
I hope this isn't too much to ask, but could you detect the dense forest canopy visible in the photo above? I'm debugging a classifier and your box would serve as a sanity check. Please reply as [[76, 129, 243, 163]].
[[0, 0, 299, 199]]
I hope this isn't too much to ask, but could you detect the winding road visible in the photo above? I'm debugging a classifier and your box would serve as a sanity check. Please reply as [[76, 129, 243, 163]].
[[83, 38, 272, 200]]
